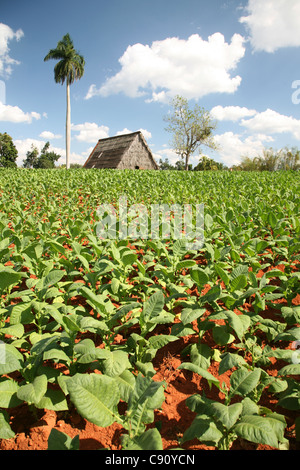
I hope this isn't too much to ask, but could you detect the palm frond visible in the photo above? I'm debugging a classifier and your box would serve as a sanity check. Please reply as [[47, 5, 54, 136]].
[[44, 33, 85, 84]]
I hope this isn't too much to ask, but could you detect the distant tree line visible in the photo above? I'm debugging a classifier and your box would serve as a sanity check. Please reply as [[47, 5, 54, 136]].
[[159, 155, 227, 171], [232, 147, 300, 172], [1, 132, 299, 172]]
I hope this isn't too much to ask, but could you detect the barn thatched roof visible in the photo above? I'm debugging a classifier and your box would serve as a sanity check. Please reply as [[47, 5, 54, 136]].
[[83, 131, 158, 169]]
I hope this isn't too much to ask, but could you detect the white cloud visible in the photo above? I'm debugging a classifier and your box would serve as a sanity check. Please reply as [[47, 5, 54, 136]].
[[116, 128, 152, 140], [85, 84, 98, 101], [39, 131, 62, 140], [211, 105, 257, 122], [72, 122, 110, 142], [153, 147, 200, 167], [0, 102, 40, 123], [86, 33, 245, 102], [214, 132, 273, 166], [240, 108, 300, 139], [211, 105, 300, 142], [14, 138, 46, 166], [14, 138, 87, 167], [0, 23, 24, 78], [153, 148, 179, 165], [240, 0, 300, 52]]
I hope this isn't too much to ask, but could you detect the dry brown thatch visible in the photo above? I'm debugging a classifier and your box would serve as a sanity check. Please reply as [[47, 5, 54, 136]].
[[83, 131, 158, 169]]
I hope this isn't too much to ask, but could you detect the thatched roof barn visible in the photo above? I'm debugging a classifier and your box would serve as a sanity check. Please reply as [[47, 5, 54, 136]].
[[83, 131, 158, 169]]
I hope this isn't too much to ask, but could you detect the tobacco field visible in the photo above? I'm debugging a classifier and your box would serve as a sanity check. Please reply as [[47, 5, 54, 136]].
[[0, 167, 299, 451]]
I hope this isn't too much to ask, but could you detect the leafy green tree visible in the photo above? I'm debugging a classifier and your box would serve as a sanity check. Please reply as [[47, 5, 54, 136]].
[[174, 160, 193, 171], [0, 132, 18, 167], [194, 155, 227, 171], [279, 147, 300, 170], [258, 148, 281, 171], [23, 142, 61, 169], [164, 95, 217, 171], [44, 33, 85, 169], [23, 144, 39, 168], [159, 158, 174, 170], [237, 147, 300, 172], [238, 155, 261, 171], [159, 158, 193, 170]]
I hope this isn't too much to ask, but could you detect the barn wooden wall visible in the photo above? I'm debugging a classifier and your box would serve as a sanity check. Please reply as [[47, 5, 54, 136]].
[[117, 135, 157, 169]]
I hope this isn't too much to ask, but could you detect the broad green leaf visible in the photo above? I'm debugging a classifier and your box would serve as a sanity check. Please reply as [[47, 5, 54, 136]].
[[80, 316, 109, 333], [190, 268, 209, 287], [0, 379, 22, 408], [0, 343, 24, 375], [8, 302, 34, 325], [17, 374, 48, 406], [170, 322, 195, 337], [121, 251, 137, 267], [189, 342, 212, 370], [181, 308, 206, 325], [43, 270, 65, 288], [185, 394, 215, 415], [100, 350, 131, 377], [48, 428, 80, 450], [278, 364, 300, 376], [225, 310, 248, 340], [178, 362, 219, 388], [230, 367, 261, 398], [219, 352, 247, 375], [176, 259, 196, 271], [0, 323, 24, 339], [126, 374, 165, 436], [73, 338, 96, 355], [66, 373, 120, 427], [43, 348, 71, 364], [210, 402, 243, 430], [148, 334, 178, 350], [268, 212, 277, 229], [142, 291, 165, 318], [240, 397, 260, 416], [230, 274, 247, 292], [30, 334, 60, 355], [36, 389, 68, 411], [140, 291, 165, 331], [181, 416, 223, 445], [135, 361, 156, 377], [124, 428, 163, 450], [114, 370, 136, 402], [212, 324, 235, 346], [234, 415, 279, 448], [0, 268, 23, 293], [0, 410, 15, 439], [214, 264, 229, 286]]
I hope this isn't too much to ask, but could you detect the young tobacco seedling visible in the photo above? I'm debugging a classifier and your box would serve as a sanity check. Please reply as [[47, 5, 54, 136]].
[[182, 365, 288, 450]]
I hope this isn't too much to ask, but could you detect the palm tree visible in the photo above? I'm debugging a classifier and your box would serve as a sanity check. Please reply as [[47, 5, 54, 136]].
[[44, 34, 85, 169]]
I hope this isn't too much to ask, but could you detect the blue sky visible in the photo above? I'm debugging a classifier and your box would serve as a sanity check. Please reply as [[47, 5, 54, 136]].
[[2, 0, 300, 167]]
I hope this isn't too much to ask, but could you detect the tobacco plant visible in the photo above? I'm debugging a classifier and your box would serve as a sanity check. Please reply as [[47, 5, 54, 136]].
[[0, 168, 299, 449]]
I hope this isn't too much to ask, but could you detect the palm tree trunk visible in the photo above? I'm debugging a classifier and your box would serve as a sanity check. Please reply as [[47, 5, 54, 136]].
[[66, 81, 71, 169]]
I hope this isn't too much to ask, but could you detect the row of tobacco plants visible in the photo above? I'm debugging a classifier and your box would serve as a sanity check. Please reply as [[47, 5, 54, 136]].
[[0, 168, 299, 450]]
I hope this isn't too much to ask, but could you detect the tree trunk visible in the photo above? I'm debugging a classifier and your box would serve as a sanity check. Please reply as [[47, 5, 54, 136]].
[[66, 81, 71, 169], [185, 154, 189, 171]]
